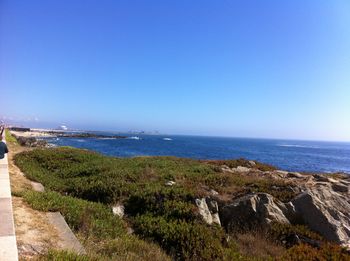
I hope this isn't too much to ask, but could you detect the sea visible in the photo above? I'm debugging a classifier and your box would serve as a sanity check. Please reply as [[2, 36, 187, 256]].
[[44, 133, 350, 174]]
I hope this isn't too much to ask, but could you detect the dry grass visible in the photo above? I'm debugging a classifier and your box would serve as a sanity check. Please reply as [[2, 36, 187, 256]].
[[13, 197, 60, 259], [7, 139, 33, 195], [235, 231, 285, 260]]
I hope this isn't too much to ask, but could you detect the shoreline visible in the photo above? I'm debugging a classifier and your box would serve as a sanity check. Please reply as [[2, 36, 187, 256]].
[[10, 129, 127, 139], [5, 129, 350, 259], [8, 129, 350, 175]]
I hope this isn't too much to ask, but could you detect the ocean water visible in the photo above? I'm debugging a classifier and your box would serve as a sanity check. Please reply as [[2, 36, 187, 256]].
[[44, 134, 350, 174]]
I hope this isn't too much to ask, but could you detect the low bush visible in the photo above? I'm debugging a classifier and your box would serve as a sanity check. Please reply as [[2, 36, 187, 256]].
[[203, 158, 277, 171], [268, 222, 323, 243], [23, 190, 126, 239], [124, 186, 196, 219], [91, 235, 172, 261], [281, 243, 350, 261], [34, 250, 93, 261], [133, 214, 230, 260]]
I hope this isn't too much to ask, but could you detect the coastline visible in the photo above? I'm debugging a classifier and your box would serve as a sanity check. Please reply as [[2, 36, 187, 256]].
[[5, 129, 350, 259], [8, 129, 350, 174]]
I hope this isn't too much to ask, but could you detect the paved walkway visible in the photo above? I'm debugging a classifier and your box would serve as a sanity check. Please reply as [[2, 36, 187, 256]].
[[0, 136, 18, 261]]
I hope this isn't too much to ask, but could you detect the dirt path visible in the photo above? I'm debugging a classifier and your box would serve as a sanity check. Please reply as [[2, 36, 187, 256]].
[[6, 138, 83, 259]]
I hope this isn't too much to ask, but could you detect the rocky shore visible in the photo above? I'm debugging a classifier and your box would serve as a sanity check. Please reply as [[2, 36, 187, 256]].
[[195, 166, 350, 249], [10, 130, 127, 148]]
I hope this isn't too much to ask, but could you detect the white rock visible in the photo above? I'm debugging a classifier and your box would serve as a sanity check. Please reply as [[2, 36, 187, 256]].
[[210, 189, 219, 196], [165, 181, 176, 186], [232, 166, 250, 173], [249, 161, 256, 166], [196, 198, 213, 224], [112, 204, 125, 218], [195, 198, 221, 226]]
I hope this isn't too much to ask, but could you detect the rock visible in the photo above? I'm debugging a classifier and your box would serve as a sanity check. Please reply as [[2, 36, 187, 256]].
[[206, 198, 221, 226], [232, 166, 250, 173], [331, 183, 349, 193], [210, 189, 219, 196], [165, 181, 176, 186], [221, 193, 294, 232], [112, 204, 125, 218], [312, 174, 329, 182], [127, 227, 134, 234], [31, 181, 45, 192], [249, 160, 256, 166], [14, 135, 48, 147], [272, 170, 289, 179], [195, 198, 221, 226], [292, 184, 350, 247], [196, 198, 213, 224], [287, 172, 304, 179], [18, 243, 45, 257]]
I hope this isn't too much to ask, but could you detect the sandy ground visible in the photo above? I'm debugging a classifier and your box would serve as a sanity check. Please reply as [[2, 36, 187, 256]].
[[6, 137, 75, 259]]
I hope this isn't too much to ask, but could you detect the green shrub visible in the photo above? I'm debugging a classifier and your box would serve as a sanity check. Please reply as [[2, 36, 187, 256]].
[[92, 235, 172, 261], [133, 214, 227, 260], [203, 158, 277, 171], [124, 186, 195, 219], [34, 250, 93, 261], [268, 222, 323, 243], [23, 190, 126, 239]]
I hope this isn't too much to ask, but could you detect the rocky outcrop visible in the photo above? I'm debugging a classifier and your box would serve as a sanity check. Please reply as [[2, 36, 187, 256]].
[[13, 135, 48, 147], [214, 172, 350, 248], [195, 198, 221, 226], [292, 179, 350, 248], [220, 193, 295, 231]]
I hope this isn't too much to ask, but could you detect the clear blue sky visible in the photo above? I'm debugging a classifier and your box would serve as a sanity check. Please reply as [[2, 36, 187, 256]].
[[1, 0, 350, 141]]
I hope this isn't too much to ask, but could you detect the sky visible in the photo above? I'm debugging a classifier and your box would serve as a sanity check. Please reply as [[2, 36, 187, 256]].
[[1, 0, 350, 141]]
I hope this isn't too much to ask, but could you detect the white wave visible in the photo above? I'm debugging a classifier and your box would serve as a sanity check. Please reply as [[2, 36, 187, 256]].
[[76, 139, 85, 142], [128, 136, 141, 140], [278, 144, 319, 149], [163, 138, 173, 141]]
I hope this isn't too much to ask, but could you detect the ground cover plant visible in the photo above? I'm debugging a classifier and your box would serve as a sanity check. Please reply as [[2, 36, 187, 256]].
[[14, 147, 350, 260]]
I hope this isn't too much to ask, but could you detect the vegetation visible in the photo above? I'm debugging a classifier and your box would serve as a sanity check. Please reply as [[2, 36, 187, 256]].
[[23, 190, 126, 239], [14, 147, 350, 260], [23, 190, 170, 261], [282, 243, 350, 261], [14, 147, 297, 203], [5, 129, 18, 144], [202, 158, 277, 171]]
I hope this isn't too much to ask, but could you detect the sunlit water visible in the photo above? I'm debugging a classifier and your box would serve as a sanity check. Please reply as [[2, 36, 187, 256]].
[[44, 134, 350, 174]]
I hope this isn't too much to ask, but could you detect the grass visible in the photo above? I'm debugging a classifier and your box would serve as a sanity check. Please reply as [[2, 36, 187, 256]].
[[22, 190, 171, 261], [5, 129, 18, 144], [23, 190, 126, 239]]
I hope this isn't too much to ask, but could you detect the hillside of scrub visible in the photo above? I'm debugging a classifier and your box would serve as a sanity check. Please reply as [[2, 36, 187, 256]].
[[14, 147, 297, 203], [14, 147, 350, 260]]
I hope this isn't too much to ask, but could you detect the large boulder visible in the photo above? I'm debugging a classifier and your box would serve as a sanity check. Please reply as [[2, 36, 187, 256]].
[[292, 181, 350, 248], [220, 193, 295, 231]]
